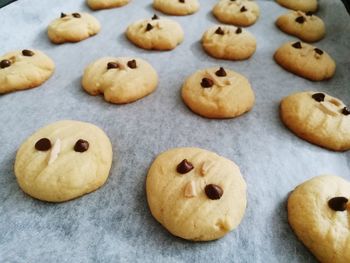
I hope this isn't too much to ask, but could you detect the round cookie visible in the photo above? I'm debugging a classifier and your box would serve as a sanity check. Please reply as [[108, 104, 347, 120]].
[[276, 11, 325, 42], [126, 15, 184, 50], [181, 67, 255, 118], [153, 0, 200, 16], [274, 41, 336, 81], [288, 175, 350, 263], [87, 0, 130, 10], [82, 57, 158, 104], [14, 120, 113, 202], [0, 49, 55, 94], [280, 91, 350, 151], [276, 0, 317, 12], [212, 0, 260, 27], [146, 147, 247, 241], [48, 12, 100, 44], [201, 25, 256, 60]]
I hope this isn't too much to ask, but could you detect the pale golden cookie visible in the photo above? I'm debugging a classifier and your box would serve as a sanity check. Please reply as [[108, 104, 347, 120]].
[[126, 15, 184, 50], [14, 120, 113, 202], [280, 91, 350, 151], [82, 57, 158, 104], [87, 0, 130, 10], [146, 147, 247, 241], [274, 41, 336, 81], [288, 175, 350, 263], [182, 67, 255, 118], [48, 12, 100, 44], [276, 11, 325, 42], [212, 0, 260, 27], [153, 0, 199, 16], [276, 0, 318, 12], [201, 25, 256, 60], [0, 49, 55, 94]]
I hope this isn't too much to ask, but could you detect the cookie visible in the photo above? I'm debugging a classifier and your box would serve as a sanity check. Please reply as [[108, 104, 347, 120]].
[[212, 0, 260, 27], [276, 11, 325, 42], [181, 67, 255, 118], [274, 41, 336, 81], [87, 0, 130, 10], [201, 25, 256, 60], [126, 15, 184, 50], [48, 12, 100, 44], [153, 0, 200, 16], [0, 49, 55, 94], [280, 91, 350, 151], [14, 120, 113, 202], [82, 57, 158, 104], [146, 147, 247, 241], [276, 0, 317, 12], [288, 175, 350, 263]]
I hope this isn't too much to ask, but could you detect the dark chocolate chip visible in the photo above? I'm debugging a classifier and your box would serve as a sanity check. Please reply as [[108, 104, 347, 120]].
[[0, 59, 11, 69], [72, 13, 81, 18], [306, 11, 313, 16], [205, 184, 223, 200], [35, 138, 52, 151], [215, 27, 224, 35], [152, 14, 159, 20], [61, 12, 67, 18], [292, 41, 302, 49], [176, 159, 194, 174], [240, 6, 247, 12], [312, 93, 325, 102], [201, 78, 214, 88], [107, 62, 119, 70], [22, 49, 34, 57], [328, 197, 348, 211], [146, 23, 153, 31], [314, 48, 324, 55], [236, 27, 242, 34], [215, 67, 227, 77], [127, 59, 137, 69], [342, 107, 350, 116], [295, 16, 305, 24], [74, 139, 89, 152], [179, 0, 185, 3]]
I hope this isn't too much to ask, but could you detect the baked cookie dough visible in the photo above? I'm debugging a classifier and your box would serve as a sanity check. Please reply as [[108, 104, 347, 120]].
[[212, 0, 260, 27], [126, 15, 184, 50], [182, 67, 255, 118], [280, 91, 350, 151], [274, 41, 336, 81], [276, 0, 318, 12], [48, 12, 100, 44], [82, 57, 158, 104], [288, 175, 350, 263], [87, 0, 130, 10], [0, 49, 55, 94], [146, 147, 247, 241], [14, 120, 113, 202], [276, 11, 325, 42], [153, 0, 200, 16], [201, 25, 256, 60]]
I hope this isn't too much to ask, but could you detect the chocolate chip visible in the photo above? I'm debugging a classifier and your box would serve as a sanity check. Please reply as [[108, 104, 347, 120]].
[[312, 93, 325, 102], [328, 197, 348, 211], [61, 12, 67, 18], [107, 62, 118, 70], [306, 11, 313, 16], [146, 23, 153, 31], [314, 48, 324, 55], [127, 59, 137, 69], [342, 107, 350, 116], [215, 67, 227, 77], [176, 159, 194, 174], [205, 184, 223, 200], [0, 59, 11, 69], [152, 14, 159, 20], [179, 0, 185, 3], [215, 27, 224, 35], [240, 6, 247, 12], [72, 13, 81, 18], [22, 49, 34, 57], [236, 27, 242, 34], [35, 138, 51, 151], [292, 41, 302, 49], [295, 16, 305, 24], [201, 78, 214, 88], [74, 139, 89, 152]]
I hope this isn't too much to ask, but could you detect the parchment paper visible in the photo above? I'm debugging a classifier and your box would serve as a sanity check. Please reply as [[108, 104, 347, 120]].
[[0, 0, 349, 262]]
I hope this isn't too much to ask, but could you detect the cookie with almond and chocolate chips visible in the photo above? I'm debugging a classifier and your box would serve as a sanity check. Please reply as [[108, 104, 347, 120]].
[[87, 0, 130, 10], [146, 147, 247, 241], [153, 0, 199, 16], [288, 175, 350, 263], [274, 41, 336, 81]]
